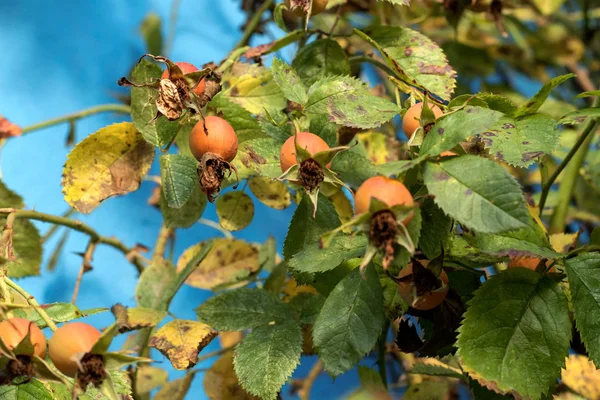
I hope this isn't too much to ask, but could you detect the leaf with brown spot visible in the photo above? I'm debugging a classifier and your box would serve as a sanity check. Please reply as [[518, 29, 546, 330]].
[[149, 319, 217, 370], [111, 304, 167, 333], [176, 238, 260, 290], [216, 191, 255, 231], [135, 365, 168, 395], [248, 176, 291, 210], [62, 122, 155, 213], [204, 353, 259, 400], [154, 373, 194, 400]]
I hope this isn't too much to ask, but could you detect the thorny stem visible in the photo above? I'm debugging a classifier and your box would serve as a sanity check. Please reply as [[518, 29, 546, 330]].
[[538, 95, 600, 214], [234, 0, 275, 48], [4, 277, 57, 331], [0, 208, 145, 273], [42, 208, 76, 243], [21, 104, 131, 135], [71, 240, 97, 304], [298, 360, 323, 400]]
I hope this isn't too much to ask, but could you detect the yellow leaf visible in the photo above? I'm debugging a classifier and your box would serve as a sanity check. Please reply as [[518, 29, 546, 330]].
[[282, 277, 317, 301], [216, 191, 255, 231], [111, 304, 167, 333], [135, 365, 168, 395], [62, 122, 155, 213], [218, 331, 244, 349], [527, 204, 547, 233], [550, 232, 579, 254], [154, 374, 194, 400], [204, 353, 258, 400], [176, 238, 259, 290], [356, 132, 398, 164], [148, 319, 217, 370], [327, 188, 354, 228], [248, 176, 291, 210], [561, 354, 600, 399]]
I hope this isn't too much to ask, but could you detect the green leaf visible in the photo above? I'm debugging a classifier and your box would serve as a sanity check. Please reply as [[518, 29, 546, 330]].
[[423, 155, 530, 233], [62, 122, 155, 213], [514, 73, 575, 117], [364, 26, 456, 101], [575, 90, 600, 99], [409, 358, 465, 380], [270, 58, 308, 104], [313, 266, 385, 375], [0, 182, 41, 277], [234, 320, 302, 400], [220, 63, 286, 115], [288, 292, 326, 325], [0, 378, 54, 399], [159, 154, 198, 209], [419, 198, 453, 260], [565, 253, 600, 368], [357, 366, 386, 393], [457, 268, 571, 399], [304, 76, 398, 129], [559, 108, 600, 125], [292, 39, 351, 85], [215, 191, 254, 231], [12, 303, 106, 329], [483, 114, 560, 167], [288, 235, 367, 274], [196, 288, 294, 331], [135, 259, 177, 312], [283, 194, 340, 259], [159, 182, 207, 229], [208, 95, 267, 143], [130, 59, 180, 146], [468, 227, 561, 261], [139, 13, 163, 55], [273, 2, 289, 32], [420, 107, 504, 157]]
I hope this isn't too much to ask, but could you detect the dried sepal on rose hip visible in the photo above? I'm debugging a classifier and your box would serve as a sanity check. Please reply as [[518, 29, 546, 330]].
[[279, 132, 350, 217], [189, 115, 239, 202], [118, 54, 221, 121], [321, 176, 417, 276]]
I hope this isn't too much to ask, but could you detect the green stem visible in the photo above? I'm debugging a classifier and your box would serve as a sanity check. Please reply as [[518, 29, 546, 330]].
[[42, 208, 76, 243], [377, 319, 390, 388], [0, 208, 145, 273], [234, 0, 275, 49], [5, 277, 57, 331], [21, 104, 131, 135], [152, 224, 173, 263], [549, 121, 599, 233], [538, 96, 600, 214]]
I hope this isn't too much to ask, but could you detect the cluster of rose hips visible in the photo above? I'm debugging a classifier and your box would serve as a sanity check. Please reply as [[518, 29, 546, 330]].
[[0, 319, 102, 385]]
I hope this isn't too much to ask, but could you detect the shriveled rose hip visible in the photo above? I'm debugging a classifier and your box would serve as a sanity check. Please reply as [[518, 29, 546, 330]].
[[161, 61, 206, 96], [397, 261, 449, 310]]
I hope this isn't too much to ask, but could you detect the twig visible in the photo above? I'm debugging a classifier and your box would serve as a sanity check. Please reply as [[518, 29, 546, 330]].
[[0, 213, 16, 262], [298, 360, 323, 400], [152, 224, 173, 262], [0, 208, 145, 273], [21, 104, 131, 135], [4, 277, 57, 331], [195, 344, 237, 364], [71, 240, 97, 304], [234, 0, 275, 48], [348, 55, 397, 78]]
